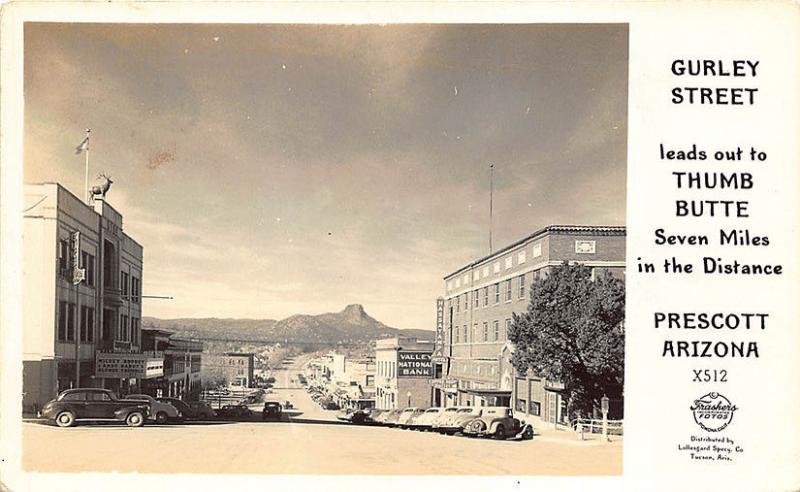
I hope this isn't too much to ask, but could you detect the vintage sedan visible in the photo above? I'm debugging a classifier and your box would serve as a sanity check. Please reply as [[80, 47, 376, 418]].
[[436, 407, 483, 435], [126, 394, 180, 424], [40, 388, 150, 428], [383, 409, 404, 427], [399, 408, 426, 429], [413, 407, 445, 431], [460, 406, 534, 440], [217, 404, 253, 418], [262, 401, 283, 421]]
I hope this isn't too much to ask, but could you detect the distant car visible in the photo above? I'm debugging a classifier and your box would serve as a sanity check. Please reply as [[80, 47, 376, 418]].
[[396, 407, 421, 429], [436, 407, 482, 435], [337, 409, 369, 424], [217, 404, 253, 418], [262, 401, 283, 421], [364, 408, 385, 425], [187, 401, 217, 418], [460, 406, 534, 440], [284, 400, 293, 409], [126, 394, 180, 424], [40, 388, 150, 428], [383, 409, 404, 427], [413, 407, 445, 431], [156, 397, 199, 419]]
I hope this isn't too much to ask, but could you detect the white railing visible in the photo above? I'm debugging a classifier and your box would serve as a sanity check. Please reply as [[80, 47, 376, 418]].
[[572, 417, 624, 436]]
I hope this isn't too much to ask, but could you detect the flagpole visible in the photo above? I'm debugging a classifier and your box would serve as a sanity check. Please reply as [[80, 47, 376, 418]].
[[84, 128, 91, 204], [489, 163, 494, 254]]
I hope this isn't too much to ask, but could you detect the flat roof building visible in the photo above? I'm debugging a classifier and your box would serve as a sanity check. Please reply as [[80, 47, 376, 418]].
[[23, 182, 155, 412], [375, 337, 434, 410], [431, 225, 625, 425]]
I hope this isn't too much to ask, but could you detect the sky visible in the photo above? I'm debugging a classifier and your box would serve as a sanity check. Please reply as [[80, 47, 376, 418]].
[[24, 23, 628, 330]]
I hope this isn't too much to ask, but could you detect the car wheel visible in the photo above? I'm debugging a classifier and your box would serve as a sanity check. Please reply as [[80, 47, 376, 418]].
[[493, 424, 506, 440], [55, 411, 76, 428], [126, 411, 145, 427], [522, 426, 534, 440], [155, 411, 168, 424]]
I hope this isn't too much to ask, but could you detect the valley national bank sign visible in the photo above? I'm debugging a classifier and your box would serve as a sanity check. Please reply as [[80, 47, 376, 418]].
[[397, 351, 432, 378]]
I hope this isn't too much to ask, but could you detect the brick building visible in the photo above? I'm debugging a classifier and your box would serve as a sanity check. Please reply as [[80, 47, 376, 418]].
[[221, 352, 255, 388], [375, 337, 434, 410], [140, 327, 204, 400], [430, 225, 625, 425]]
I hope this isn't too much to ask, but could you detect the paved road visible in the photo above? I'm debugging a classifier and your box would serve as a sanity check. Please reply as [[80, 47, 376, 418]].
[[23, 356, 622, 475]]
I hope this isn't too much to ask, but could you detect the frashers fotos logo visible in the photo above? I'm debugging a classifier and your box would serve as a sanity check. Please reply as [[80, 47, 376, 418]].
[[691, 392, 738, 432]]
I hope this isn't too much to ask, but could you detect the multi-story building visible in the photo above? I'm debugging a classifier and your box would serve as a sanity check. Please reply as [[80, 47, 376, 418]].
[[22, 182, 161, 413], [375, 337, 434, 410], [140, 327, 204, 400], [221, 352, 255, 388], [432, 225, 625, 425]]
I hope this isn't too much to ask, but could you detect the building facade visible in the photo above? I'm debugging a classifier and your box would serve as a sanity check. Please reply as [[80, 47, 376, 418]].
[[221, 353, 255, 388], [375, 337, 434, 410], [140, 327, 204, 400], [23, 183, 160, 413], [432, 225, 626, 425]]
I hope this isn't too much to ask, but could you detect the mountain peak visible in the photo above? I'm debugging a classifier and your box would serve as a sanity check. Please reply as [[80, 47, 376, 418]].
[[341, 304, 368, 323]]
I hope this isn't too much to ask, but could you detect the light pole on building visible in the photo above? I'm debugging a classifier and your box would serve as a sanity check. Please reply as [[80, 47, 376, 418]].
[[407, 391, 411, 407]]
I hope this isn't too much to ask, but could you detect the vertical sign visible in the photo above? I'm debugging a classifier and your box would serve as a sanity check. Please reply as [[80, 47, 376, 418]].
[[432, 297, 445, 360], [70, 231, 85, 285]]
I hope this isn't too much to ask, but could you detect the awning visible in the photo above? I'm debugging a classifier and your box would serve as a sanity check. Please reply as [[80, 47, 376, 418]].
[[459, 388, 512, 397]]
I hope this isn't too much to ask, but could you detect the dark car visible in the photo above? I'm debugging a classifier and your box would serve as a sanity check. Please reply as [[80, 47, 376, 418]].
[[187, 401, 217, 418], [156, 397, 196, 419], [40, 388, 150, 428], [217, 404, 253, 418], [460, 406, 534, 440], [262, 401, 283, 421]]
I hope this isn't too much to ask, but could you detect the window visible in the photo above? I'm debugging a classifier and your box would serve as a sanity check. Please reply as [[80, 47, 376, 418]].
[[472, 323, 477, 343], [454, 326, 459, 344], [58, 239, 69, 277], [121, 271, 129, 297], [80, 306, 95, 342], [518, 250, 526, 264], [473, 289, 479, 308], [530, 400, 542, 416], [494, 320, 500, 341], [120, 314, 129, 341], [62, 392, 86, 401], [463, 273, 469, 285], [505, 257, 513, 269], [463, 293, 468, 310], [494, 283, 500, 304], [66, 303, 75, 341], [482, 266, 489, 277], [519, 273, 526, 299], [533, 243, 542, 257], [366, 375, 375, 386], [58, 301, 67, 341], [473, 271, 480, 281], [131, 317, 140, 344], [89, 391, 111, 401], [455, 296, 460, 313], [483, 287, 489, 306], [505, 280, 512, 301], [81, 251, 95, 287], [493, 262, 500, 273], [132, 277, 140, 303], [482, 322, 488, 342]]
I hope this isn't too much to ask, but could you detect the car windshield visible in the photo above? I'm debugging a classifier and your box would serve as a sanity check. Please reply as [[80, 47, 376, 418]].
[[426, 409, 439, 413]]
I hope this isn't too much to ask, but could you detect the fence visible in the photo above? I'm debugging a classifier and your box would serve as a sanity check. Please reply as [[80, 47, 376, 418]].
[[572, 417, 624, 438], [200, 388, 262, 409]]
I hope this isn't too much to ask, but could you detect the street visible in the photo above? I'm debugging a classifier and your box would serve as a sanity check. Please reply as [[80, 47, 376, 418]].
[[23, 356, 622, 475]]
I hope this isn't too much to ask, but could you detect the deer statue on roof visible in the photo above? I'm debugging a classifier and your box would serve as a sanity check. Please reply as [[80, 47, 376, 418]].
[[90, 173, 113, 199]]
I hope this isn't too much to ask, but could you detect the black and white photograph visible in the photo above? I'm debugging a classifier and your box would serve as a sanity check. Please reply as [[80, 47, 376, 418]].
[[18, 21, 629, 475]]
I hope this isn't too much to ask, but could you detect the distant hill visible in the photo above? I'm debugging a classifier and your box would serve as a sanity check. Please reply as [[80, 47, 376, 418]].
[[142, 304, 434, 346]]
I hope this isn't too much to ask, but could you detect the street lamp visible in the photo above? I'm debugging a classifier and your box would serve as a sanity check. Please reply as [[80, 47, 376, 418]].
[[407, 391, 412, 407], [600, 395, 610, 441]]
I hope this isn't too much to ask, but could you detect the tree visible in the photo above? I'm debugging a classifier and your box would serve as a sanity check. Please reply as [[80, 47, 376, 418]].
[[508, 262, 625, 421]]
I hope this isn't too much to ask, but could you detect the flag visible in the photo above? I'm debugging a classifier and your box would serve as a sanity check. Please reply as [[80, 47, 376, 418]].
[[75, 136, 89, 155]]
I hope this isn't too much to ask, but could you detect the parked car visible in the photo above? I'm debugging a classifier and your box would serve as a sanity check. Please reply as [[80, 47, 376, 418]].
[[262, 401, 283, 421], [430, 407, 463, 431], [436, 407, 483, 435], [383, 409, 405, 427], [397, 408, 425, 429], [413, 407, 445, 431], [126, 394, 180, 424], [156, 397, 195, 419], [284, 400, 293, 409], [187, 401, 217, 418], [460, 407, 534, 440], [40, 388, 150, 428], [217, 404, 253, 418], [364, 408, 386, 425], [337, 409, 370, 424]]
